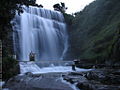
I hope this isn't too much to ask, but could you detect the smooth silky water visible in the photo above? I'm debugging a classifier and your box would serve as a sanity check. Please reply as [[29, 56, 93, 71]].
[[13, 6, 68, 61]]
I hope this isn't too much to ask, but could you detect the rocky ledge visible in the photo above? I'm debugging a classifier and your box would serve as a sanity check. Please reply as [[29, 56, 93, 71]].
[[3, 72, 74, 90], [63, 69, 120, 90], [3, 68, 120, 90]]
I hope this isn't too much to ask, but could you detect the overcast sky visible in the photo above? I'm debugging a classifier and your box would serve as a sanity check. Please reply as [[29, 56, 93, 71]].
[[36, 0, 95, 14]]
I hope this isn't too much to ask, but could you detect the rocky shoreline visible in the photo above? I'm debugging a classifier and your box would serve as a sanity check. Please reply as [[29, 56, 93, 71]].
[[3, 72, 74, 90], [63, 69, 120, 90], [3, 67, 120, 90]]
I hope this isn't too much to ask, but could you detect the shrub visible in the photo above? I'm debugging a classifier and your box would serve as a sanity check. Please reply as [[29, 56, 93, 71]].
[[2, 57, 20, 81]]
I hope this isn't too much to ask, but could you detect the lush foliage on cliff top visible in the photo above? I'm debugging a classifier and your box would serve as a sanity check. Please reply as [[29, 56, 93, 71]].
[[64, 0, 120, 63]]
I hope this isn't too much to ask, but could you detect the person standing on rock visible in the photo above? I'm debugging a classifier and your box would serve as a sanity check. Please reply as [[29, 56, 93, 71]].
[[72, 64, 76, 71], [72, 60, 76, 71], [29, 51, 35, 61]]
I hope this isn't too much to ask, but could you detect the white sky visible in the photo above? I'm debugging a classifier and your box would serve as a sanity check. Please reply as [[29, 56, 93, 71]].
[[36, 0, 95, 14]]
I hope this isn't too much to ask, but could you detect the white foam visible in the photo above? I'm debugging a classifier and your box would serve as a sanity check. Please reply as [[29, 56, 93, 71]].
[[19, 62, 41, 74], [19, 62, 92, 74]]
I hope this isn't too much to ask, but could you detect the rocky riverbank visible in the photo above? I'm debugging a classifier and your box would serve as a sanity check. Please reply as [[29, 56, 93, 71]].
[[3, 72, 75, 90], [63, 69, 120, 90], [3, 67, 120, 90]]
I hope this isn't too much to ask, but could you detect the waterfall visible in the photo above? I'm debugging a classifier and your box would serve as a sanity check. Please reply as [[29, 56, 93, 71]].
[[13, 6, 68, 61]]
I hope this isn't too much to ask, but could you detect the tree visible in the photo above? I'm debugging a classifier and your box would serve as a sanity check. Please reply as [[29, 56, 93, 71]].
[[53, 2, 67, 13], [0, 0, 36, 80], [0, 0, 36, 57]]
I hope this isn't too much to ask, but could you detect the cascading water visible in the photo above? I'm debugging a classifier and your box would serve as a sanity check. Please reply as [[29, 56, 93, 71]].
[[13, 6, 68, 61]]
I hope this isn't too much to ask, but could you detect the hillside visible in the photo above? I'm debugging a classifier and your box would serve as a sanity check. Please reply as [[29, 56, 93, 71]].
[[64, 0, 120, 64]]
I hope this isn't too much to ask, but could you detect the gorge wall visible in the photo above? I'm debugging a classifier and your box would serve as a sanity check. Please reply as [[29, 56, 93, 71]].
[[64, 0, 120, 63]]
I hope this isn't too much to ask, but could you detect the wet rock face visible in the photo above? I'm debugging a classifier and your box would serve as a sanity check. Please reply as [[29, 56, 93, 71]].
[[63, 69, 120, 90], [63, 74, 88, 84], [84, 69, 120, 85], [25, 72, 34, 77], [3, 69, 120, 90], [3, 73, 74, 90], [76, 83, 94, 90]]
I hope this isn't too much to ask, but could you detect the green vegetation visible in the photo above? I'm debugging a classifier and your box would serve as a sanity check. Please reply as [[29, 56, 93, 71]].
[[0, 0, 36, 58], [2, 57, 20, 81], [64, 0, 120, 63], [53, 2, 68, 13], [0, 0, 36, 80]]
